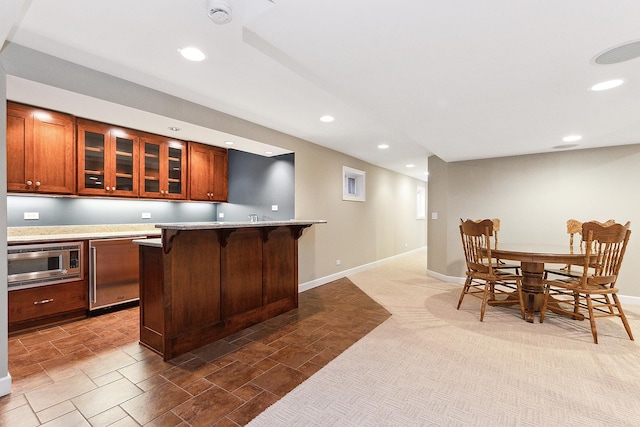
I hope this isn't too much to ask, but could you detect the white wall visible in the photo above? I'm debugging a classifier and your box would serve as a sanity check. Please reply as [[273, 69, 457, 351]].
[[428, 145, 640, 299]]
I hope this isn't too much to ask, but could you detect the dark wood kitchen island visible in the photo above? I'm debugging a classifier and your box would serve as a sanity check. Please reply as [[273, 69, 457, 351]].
[[134, 220, 325, 360]]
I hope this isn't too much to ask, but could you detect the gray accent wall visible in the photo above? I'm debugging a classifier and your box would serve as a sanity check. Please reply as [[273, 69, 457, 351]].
[[221, 150, 294, 222]]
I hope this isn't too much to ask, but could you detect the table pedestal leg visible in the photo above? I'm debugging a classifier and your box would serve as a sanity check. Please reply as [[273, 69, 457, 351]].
[[520, 262, 545, 323]]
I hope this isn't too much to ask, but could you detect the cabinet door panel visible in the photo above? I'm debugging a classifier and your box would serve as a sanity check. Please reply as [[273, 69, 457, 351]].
[[211, 148, 228, 202], [6, 110, 30, 191], [188, 142, 213, 201], [78, 119, 139, 197], [140, 134, 186, 199], [32, 113, 76, 193], [188, 142, 228, 202], [7, 102, 75, 194]]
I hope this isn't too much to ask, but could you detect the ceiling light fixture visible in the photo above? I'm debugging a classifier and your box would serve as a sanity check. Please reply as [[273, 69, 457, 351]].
[[168, 126, 181, 132], [562, 135, 582, 143], [179, 47, 205, 62], [590, 79, 624, 91], [265, 151, 273, 155], [406, 164, 415, 168], [377, 144, 389, 149], [320, 115, 334, 123], [224, 141, 234, 145], [594, 40, 640, 65], [206, 0, 232, 25]]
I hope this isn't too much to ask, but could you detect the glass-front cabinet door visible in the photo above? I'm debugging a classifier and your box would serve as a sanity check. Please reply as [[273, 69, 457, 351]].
[[77, 119, 139, 197], [139, 133, 186, 199]]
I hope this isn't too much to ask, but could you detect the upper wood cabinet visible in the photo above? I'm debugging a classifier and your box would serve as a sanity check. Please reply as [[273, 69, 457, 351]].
[[139, 133, 187, 199], [6, 102, 76, 194], [77, 119, 140, 197], [188, 142, 228, 202]]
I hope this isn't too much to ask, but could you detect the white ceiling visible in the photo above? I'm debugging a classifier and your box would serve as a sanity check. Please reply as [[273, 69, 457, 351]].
[[5, 0, 640, 181]]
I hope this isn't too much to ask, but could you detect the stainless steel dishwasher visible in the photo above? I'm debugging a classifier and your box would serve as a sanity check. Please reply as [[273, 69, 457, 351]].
[[89, 238, 140, 310]]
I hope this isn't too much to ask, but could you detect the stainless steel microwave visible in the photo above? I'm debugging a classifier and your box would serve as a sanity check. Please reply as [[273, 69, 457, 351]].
[[7, 241, 83, 290]]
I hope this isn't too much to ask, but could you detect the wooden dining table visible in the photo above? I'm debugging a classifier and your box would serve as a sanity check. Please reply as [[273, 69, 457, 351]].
[[487, 244, 590, 323]]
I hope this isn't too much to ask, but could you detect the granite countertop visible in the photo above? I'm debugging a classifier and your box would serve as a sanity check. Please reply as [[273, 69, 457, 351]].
[[7, 224, 161, 244], [154, 220, 327, 230], [133, 238, 162, 248]]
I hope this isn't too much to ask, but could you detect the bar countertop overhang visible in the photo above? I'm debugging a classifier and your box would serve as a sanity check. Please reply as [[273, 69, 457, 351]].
[[153, 219, 327, 230]]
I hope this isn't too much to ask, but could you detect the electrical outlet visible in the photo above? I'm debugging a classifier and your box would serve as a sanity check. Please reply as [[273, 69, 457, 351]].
[[24, 212, 39, 220], [218, 212, 225, 218], [336, 259, 341, 266], [141, 212, 151, 219], [272, 205, 278, 212]]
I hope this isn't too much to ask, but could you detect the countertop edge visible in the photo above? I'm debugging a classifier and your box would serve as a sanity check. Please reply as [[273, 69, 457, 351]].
[[154, 220, 327, 230], [8, 230, 162, 244]]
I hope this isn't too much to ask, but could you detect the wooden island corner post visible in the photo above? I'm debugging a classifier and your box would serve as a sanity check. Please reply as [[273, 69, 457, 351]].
[[134, 220, 325, 360]]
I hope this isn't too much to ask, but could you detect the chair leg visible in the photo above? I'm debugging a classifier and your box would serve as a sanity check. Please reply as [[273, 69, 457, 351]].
[[517, 281, 525, 320], [457, 276, 472, 310], [612, 293, 634, 341], [540, 285, 549, 323], [585, 295, 598, 344], [480, 281, 490, 322], [573, 291, 580, 315]]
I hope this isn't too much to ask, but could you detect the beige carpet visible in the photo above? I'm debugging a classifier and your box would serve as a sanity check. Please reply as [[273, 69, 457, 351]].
[[249, 249, 640, 426]]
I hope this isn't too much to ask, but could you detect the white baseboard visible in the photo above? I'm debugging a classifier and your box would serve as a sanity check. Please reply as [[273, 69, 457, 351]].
[[299, 247, 426, 293], [0, 373, 11, 397], [427, 270, 640, 306]]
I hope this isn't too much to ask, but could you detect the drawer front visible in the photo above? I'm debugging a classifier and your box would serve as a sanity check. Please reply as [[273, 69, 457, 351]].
[[9, 280, 88, 324]]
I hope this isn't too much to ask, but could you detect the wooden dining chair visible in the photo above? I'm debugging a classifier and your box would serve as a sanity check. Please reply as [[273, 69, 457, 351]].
[[540, 221, 633, 344], [491, 218, 520, 274], [457, 219, 525, 321]]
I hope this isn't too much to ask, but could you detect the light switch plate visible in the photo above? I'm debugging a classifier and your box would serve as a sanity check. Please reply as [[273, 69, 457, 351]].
[[219, 212, 225, 218], [141, 212, 152, 219], [24, 212, 39, 220], [272, 205, 278, 211], [431, 212, 438, 220]]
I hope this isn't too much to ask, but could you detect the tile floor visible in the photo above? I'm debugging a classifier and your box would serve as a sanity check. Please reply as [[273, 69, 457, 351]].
[[0, 278, 390, 426]]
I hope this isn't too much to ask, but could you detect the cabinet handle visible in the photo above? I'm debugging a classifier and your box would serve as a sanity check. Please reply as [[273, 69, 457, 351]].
[[106, 186, 111, 191], [34, 299, 54, 305], [26, 180, 33, 186], [35, 181, 41, 187]]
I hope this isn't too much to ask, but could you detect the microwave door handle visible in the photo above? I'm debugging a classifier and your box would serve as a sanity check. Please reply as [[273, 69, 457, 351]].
[[91, 246, 97, 304]]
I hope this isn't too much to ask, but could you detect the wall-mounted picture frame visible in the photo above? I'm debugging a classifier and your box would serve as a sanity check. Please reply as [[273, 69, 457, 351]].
[[343, 166, 365, 202]]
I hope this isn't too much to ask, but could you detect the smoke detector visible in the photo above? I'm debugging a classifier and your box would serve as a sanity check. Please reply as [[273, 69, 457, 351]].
[[207, 0, 232, 25]]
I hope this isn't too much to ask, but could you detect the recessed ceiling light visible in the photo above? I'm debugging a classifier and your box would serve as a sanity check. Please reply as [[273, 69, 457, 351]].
[[562, 135, 582, 142], [590, 79, 624, 91], [377, 144, 389, 149], [406, 164, 415, 168], [179, 47, 205, 62], [320, 115, 334, 123], [265, 151, 273, 155], [224, 141, 234, 145], [168, 126, 181, 132]]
